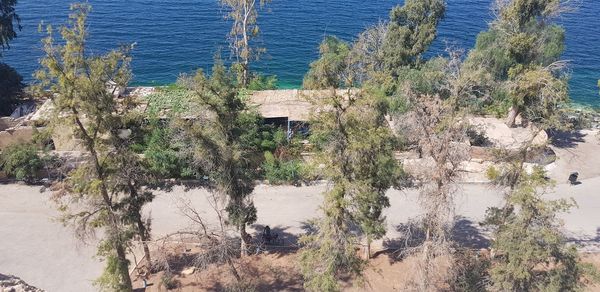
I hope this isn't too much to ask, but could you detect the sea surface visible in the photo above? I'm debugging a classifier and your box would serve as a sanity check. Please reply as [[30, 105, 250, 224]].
[[3, 0, 599, 106]]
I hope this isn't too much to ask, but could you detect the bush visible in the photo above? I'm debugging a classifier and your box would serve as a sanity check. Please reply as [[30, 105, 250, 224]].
[[262, 151, 303, 185], [0, 143, 43, 182], [450, 250, 490, 292], [143, 124, 198, 179], [0, 63, 24, 116], [247, 74, 278, 91], [160, 272, 179, 290]]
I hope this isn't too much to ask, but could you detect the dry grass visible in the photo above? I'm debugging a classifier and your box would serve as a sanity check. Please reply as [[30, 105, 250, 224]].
[[134, 249, 600, 292]]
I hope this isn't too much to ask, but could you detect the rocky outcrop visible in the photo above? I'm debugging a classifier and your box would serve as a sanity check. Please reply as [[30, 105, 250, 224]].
[[0, 274, 45, 292], [469, 117, 549, 149], [0, 126, 35, 151]]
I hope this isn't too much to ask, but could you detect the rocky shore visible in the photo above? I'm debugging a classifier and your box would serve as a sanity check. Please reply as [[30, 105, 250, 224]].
[[0, 274, 44, 292]]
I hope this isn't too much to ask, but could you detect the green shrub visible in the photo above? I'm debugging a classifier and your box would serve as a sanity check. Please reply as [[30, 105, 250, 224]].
[[0, 63, 24, 116], [262, 151, 303, 185], [482, 89, 511, 118], [143, 125, 197, 179], [0, 143, 43, 181], [247, 74, 278, 91]]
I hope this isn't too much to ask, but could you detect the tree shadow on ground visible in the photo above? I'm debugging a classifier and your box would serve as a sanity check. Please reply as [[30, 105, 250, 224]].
[[249, 224, 300, 257], [567, 227, 600, 250], [382, 217, 490, 263], [381, 220, 427, 262], [198, 253, 304, 292], [451, 217, 490, 249], [548, 129, 587, 149]]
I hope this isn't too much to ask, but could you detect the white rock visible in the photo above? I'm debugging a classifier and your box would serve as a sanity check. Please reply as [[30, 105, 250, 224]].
[[181, 267, 196, 276], [531, 129, 549, 147]]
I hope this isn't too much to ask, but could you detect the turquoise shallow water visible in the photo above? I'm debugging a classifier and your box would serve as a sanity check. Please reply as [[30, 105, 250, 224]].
[[2, 0, 599, 105]]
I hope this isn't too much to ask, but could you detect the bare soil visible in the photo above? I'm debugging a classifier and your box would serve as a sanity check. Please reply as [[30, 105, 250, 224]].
[[133, 249, 600, 292]]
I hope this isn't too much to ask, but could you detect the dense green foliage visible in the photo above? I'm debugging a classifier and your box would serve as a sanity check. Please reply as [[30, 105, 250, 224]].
[[485, 163, 593, 291], [0, 62, 23, 115], [303, 36, 352, 89], [382, 0, 445, 77], [262, 151, 302, 184], [247, 74, 278, 91], [0, 143, 42, 181], [300, 28, 403, 289], [261, 130, 305, 184], [177, 59, 264, 254], [462, 0, 569, 126], [142, 123, 196, 179]]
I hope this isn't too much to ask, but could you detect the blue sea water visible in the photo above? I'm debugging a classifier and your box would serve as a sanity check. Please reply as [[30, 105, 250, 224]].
[[2, 0, 599, 105]]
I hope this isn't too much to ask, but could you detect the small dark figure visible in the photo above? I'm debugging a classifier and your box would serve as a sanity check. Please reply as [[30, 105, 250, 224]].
[[568, 172, 579, 185], [262, 225, 278, 244]]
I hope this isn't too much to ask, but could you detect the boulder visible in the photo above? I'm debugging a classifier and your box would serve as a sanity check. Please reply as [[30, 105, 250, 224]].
[[469, 117, 547, 149], [29, 99, 54, 124], [0, 274, 45, 292], [531, 129, 549, 147], [0, 126, 35, 150], [181, 267, 196, 276], [0, 117, 17, 131]]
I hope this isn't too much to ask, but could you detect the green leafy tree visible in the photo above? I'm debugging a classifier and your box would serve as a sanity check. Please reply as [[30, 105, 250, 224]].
[[177, 59, 262, 256], [220, 0, 272, 87], [299, 37, 402, 291], [463, 0, 569, 127], [303, 36, 352, 90], [382, 0, 445, 77], [34, 4, 154, 290], [349, 0, 446, 114], [484, 159, 595, 291]]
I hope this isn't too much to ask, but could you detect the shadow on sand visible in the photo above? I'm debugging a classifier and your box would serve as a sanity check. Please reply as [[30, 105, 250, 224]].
[[382, 217, 491, 262], [548, 129, 587, 149]]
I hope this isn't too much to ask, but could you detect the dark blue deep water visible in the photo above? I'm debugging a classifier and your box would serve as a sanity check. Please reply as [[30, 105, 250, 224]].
[[3, 0, 600, 105]]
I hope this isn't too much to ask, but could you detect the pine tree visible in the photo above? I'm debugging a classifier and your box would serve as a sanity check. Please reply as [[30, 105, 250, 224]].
[[34, 4, 153, 290], [484, 155, 594, 291], [220, 0, 271, 87], [299, 36, 402, 291], [463, 0, 569, 127], [382, 0, 445, 78], [177, 59, 262, 257]]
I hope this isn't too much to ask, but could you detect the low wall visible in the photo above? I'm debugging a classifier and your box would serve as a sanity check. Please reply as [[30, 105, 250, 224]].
[[0, 126, 34, 151]]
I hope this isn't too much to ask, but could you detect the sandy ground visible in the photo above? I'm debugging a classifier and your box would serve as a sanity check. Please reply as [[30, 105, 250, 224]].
[[1, 130, 599, 291]]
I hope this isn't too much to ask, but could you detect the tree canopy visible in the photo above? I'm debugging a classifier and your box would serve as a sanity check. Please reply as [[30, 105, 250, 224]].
[[382, 0, 445, 77], [0, 0, 20, 52], [462, 0, 569, 127], [34, 4, 153, 290]]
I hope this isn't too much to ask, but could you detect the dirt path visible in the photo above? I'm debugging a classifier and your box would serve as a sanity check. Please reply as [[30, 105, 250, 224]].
[[2, 177, 599, 291]]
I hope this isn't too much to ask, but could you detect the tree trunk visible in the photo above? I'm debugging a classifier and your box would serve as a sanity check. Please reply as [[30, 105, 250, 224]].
[[137, 218, 152, 267], [116, 242, 134, 291], [128, 182, 152, 267], [506, 106, 519, 128], [240, 224, 249, 256], [227, 258, 242, 282], [364, 237, 371, 260]]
